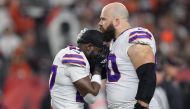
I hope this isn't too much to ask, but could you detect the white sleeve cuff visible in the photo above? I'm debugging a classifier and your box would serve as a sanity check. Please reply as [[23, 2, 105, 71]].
[[91, 74, 101, 85]]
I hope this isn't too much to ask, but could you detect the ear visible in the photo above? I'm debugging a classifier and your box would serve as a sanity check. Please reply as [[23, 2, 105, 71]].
[[113, 18, 120, 27], [86, 43, 94, 51]]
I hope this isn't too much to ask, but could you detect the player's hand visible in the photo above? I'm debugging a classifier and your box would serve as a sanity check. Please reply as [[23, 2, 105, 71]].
[[89, 45, 109, 68], [95, 45, 110, 67], [89, 45, 109, 76], [92, 46, 109, 74], [134, 102, 148, 109]]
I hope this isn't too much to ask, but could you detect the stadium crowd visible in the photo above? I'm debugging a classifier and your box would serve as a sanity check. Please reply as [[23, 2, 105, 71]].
[[0, 0, 189, 109]]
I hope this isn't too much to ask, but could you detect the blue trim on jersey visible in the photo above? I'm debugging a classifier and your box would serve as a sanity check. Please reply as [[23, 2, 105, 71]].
[[62, 60, 86, 66], [63, 54, 84, 59], [129, 31, 152, 38], [129, 35, 151, 43], [118, 28, 132, 36]]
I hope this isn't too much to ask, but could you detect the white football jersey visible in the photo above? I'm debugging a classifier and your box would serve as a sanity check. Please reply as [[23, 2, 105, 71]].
[[49, 45, 90, 109], [106, 27, 159, 109]]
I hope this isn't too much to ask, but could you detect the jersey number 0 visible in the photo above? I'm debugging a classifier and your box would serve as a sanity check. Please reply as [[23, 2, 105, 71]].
[[107, 54, 121, 82]]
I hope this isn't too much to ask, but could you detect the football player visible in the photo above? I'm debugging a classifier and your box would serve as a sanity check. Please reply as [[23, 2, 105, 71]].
[[98, 2, 160, 109], [49, 29, 105, 109]]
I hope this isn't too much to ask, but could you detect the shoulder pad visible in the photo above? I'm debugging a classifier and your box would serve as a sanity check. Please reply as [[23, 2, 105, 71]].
[[128, 28, 153, 45], [62, 53, 86, 67], [62, 45, 86, 67]]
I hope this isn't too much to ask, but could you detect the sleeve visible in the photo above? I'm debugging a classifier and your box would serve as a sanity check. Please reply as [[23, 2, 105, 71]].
[[128, 29, 153, 45], [62, 53, 86, 67], [66, 65, 89, 82]]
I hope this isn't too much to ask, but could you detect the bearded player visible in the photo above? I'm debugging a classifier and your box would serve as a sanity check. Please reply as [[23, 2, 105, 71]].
[[99, 2, 160, 109]]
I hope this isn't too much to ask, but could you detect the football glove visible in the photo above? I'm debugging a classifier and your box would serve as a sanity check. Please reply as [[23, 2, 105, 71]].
[[89, 45, 110, 75]]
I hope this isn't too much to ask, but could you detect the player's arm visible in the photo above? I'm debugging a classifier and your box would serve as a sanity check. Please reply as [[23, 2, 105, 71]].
[[128, 44, 156, 108], [67, 65, 101, 104], [73, 66, 101, 96]]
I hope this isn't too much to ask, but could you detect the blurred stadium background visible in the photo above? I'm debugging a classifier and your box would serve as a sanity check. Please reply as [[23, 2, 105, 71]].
[[0, 0, 189, 109]]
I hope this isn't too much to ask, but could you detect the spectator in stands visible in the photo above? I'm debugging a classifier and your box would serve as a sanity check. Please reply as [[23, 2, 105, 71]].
[[154, 64, 170, 109], [162, 59, 183, 109], [0, 26, 21, 59]]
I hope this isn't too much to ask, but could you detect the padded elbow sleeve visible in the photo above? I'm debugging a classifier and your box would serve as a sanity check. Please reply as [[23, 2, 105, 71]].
[[135, 63, 156, 104]]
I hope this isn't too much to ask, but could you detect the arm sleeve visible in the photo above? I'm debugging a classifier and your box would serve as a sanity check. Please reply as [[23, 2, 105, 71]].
[[135, 63, 156, 104], [66, 65, 89, 82]]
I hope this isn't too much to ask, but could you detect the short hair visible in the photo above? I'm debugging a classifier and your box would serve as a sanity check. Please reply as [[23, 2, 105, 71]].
[[77, 29, 103, 48]]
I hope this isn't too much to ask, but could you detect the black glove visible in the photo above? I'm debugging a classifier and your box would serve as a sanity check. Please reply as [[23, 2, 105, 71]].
[[95, 45, 110, 67], [134, 103, 148, 109], [89, 45, 110, 75], [89, 59, 107, 79]]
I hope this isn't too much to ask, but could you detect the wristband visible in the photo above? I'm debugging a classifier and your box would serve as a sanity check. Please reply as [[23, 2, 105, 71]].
[[91, 74, 101, 85]]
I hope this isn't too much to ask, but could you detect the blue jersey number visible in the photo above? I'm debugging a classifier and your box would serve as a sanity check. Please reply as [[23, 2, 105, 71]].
[[107, 54, 121, 82]]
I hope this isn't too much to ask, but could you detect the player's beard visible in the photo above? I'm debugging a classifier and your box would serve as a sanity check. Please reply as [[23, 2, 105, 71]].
[[100, 24, 116, 42]]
